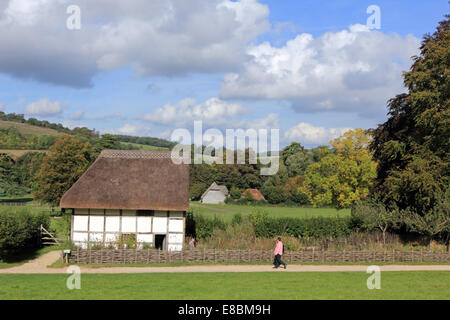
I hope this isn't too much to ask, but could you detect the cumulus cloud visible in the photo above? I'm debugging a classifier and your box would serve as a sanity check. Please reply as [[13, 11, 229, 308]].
[[0, 0, 269, 87], [220, 24, 420, 116], [24, 98, 63, 116], [284, 122, 352, 147], [0, 101, 5, 111], [142, 97, 249, 127]]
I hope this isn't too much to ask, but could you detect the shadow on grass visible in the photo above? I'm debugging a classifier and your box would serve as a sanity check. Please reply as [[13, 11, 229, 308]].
[[0, 245, 62, 268]]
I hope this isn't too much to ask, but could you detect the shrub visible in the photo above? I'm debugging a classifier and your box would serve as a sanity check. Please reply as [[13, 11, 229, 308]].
[[0, 208, 50, 258], [229, 187, 243, 200], [187, 212, 226, 240], [189, 182, 207, 200], [262, 186, 288, 204], [290, 188, 310, 205]]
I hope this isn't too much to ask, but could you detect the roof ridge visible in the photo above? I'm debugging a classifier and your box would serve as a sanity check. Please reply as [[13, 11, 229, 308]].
[[99, 149, 172, 159]]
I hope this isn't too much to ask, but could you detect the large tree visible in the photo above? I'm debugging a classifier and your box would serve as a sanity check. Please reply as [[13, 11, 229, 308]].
[[370, 15, 449, 213], [34, 135, 92, 206], [304, 129, 377, 209]]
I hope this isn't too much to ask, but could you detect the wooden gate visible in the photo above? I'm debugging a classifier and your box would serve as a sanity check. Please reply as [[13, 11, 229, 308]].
[[40, 224, 66, 246]]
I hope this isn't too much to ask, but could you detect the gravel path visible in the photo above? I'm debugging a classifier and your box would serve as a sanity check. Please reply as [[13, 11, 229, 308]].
[[1, 251, 449, 274]]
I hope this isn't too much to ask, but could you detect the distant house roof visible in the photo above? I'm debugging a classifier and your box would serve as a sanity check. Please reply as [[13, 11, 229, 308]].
[[60, 150, 189, 211], [200, 182, 229, 200], [242, 188, 265, 201]]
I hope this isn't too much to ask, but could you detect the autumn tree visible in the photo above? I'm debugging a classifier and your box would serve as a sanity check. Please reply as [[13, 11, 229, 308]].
[[35, 135, 92, 206], [304, 129, 377, 209]]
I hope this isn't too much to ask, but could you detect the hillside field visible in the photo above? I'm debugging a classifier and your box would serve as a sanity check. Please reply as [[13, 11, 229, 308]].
[[0, 120, 62, 136], [0, 149, 46, 159]]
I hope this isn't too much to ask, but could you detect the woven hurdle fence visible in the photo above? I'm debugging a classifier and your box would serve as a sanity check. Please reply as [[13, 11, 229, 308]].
[[66, 249, 450, 264]]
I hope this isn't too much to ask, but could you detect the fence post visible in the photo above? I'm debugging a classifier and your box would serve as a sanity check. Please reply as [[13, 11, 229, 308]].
[[147, 248, 150, 263], [203, 248, 205, 262], [312, 248, 315, 262]]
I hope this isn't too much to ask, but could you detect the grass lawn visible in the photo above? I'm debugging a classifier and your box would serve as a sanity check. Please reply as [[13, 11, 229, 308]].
[[0, 272, 448, 299], [190, 202, 350, 221]]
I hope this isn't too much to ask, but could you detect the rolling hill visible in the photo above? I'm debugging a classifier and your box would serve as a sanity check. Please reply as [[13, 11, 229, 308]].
[[0, 120, 62, 136]]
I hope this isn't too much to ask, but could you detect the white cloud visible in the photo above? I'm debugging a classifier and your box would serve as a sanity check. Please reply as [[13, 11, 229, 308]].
[[0, 0, 269, 87], [101, 123, 151, 137], [284, 122, 352, 146], [25, 98, 63, 116], [143, 97, 249, 127], [0, 101, 5, 111], [220, 24, 420, 116], [69, 110, 85, 120]]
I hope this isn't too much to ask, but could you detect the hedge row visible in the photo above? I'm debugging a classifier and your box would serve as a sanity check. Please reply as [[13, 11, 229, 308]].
[[0, 209, 49, 258], [0, 197, 33, 203], [187, 210, 359, 240]]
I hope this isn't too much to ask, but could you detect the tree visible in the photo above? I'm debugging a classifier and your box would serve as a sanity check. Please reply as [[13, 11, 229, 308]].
[[352, 197, 398, 245], [284, 176, 309, 204], [400, 198, 450, 251], [189, 182, 207, 201], [285, 151, 314, 177], [304, 129, 377, 209], [281, 142, 305, 165], [34, 135, 92, 206], [370, 16, 449, 213]]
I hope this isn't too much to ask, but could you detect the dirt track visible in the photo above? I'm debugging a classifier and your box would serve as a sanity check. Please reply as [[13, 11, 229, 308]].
[[1, 251, 450, 274]]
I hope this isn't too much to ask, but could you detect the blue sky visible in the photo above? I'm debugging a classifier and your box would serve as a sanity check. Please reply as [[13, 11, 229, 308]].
[[0, 0, 447, 148]]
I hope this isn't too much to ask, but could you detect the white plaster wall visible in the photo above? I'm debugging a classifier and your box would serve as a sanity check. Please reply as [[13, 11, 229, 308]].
[[168, 233, 183, 244], [168, 219, 183, 233], [105, 216, 120, 232], [137, 217, 151, 233], [73, 232, 88, 242], [122, 216, 136, 232], [73, 215, 88, 231], [137, 234, 153, 243], [90, 216, 104, 232], [153, 217, 167, 233]]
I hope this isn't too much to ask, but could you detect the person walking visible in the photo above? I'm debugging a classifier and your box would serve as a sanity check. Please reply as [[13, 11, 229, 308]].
[[273, 237, 287, 269]]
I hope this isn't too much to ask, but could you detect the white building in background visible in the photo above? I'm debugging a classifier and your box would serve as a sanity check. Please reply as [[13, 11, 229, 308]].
[[200, 182, 229, 204]]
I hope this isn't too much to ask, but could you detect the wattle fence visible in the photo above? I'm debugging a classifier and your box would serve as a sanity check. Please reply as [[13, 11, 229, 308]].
[[66, 248, 450, 264]]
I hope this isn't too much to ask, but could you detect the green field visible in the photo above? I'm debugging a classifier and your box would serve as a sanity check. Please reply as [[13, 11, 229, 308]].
[[0, 272, 448, 299], [120, 142, 169, 150], [190, 202, 350, 221]]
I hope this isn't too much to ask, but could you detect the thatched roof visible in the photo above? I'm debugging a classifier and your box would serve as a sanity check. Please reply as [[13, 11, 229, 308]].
[[200, 182, 229, 200], [242, 188, 265, 201], [60, 150, 189, 211]]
